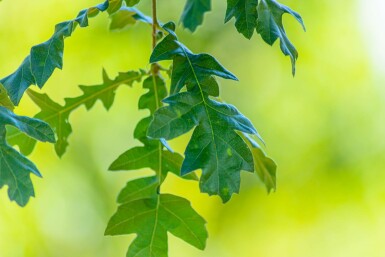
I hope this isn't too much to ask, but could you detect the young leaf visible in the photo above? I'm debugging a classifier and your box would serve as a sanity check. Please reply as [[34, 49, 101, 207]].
[[105, 193, 207, 257], [0, 106, 55, 206], [0, 0, 110, 105], [0, 83, 14, 111], [225, 0, 258, 39], [180, 0, 211, 32], [7, 70, 142, 157], [256, 0, 305, 75], [109, 7, 152, 31]]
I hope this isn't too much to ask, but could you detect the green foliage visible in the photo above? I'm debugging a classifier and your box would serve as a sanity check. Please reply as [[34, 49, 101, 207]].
[[148, 23, 266, 202], [7, 70, 142, 157], [0, 0, 110, 105], [0, 107, 55, 206], [0, 0, 305, 255]]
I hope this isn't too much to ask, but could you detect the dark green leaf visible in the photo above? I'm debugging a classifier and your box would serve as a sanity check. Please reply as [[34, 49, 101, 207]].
[[0, 1, 110, 105], [149, 91, 258, 202], [148, 24, 266, 202], [150, 22, 237, 95], [0, 106, 55, 206], [105, 193, 207, 257], [225, 0, 258, 39], [180, 0, 211, 32], [256, 0, 305, 75], [7, 70, 142, 157]]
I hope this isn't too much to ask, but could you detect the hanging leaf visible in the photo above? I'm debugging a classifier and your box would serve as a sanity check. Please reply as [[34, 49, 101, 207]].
[[0, 0, 110, 105], [148, 22, 271, 202], [225, 0, 258, 39], [7, 70, 143, 157], [180, 0, 211, 32], [0, 106, 55, 206], [256, 0, 305, 75], [106, 192, 207, 257]]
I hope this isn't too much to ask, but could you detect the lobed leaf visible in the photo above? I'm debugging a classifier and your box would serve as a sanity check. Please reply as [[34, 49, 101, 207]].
[[7, 70, 142, 157], [256, 0, 305, 75], [149, 90, 258, 202], [148, 23, 274, 202], [180, 0, 211, 32], [105, 192, 207, 257], [0, 0, 110, 105], [0, 106, 55, 206]]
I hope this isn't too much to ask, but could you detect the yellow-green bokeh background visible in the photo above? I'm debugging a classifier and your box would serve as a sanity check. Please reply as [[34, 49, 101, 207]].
[[1, 0, 385, 256]]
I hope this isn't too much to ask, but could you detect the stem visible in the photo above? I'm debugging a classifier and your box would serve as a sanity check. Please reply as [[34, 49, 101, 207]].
[[152, 0, 158, 49]]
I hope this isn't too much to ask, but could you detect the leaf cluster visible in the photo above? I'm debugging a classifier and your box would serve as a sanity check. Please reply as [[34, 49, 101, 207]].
[[0, 0, 304, 256]]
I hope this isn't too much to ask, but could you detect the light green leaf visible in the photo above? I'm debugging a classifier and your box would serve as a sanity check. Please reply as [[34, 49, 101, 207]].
[[105, 193, 207, 257], [242, 133, 276, 192], [0, 106, 55, 206], [109, 145, 197, 181], [180, 0, 211, 32], [256, 0, 305, 75], [109, 7, 152, 31], [7, 70, 142, 157], [225, 0, 258, 39], [0, 83, 14, 111], [0, 1, 110, 105]]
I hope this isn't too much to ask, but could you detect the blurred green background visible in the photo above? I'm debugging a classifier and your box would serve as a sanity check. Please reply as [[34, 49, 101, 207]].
[[1, 0, 385, 256]]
